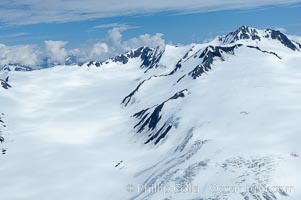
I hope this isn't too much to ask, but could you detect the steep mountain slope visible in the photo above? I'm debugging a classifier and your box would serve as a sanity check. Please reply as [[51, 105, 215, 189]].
[[0, 26, 301, 200]]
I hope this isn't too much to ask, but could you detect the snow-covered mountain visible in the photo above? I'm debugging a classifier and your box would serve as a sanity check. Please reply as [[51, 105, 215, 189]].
[[1, 26, 301, 200], [85, 46, 165, 72], [220, 25, 301, 51]]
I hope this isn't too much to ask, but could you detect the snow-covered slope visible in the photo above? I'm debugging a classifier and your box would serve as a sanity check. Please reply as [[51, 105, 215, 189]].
[[1, 26, 301, 200]]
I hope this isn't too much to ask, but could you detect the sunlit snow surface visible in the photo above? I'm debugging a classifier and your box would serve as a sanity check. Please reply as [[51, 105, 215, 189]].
[[1, 27, 301, 200]]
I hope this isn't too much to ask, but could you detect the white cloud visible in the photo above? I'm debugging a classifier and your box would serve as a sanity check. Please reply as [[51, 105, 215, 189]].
[[0, 43, 41, 67], [0, 32, 30, 39], [89, 42, 109, 59], [0, 0, 300, 25], [69, 48, 81, 56], [94, 23, 125, 29], [107, 27, 124, 46], [125, 33, 165, 49], [94, 23, 123, 29], [0, 28, 166, 67], [108, 27, 165, 49], [275, 27, 287, 33], [77, 27, 165, 62], [44, 40, 68, 65]]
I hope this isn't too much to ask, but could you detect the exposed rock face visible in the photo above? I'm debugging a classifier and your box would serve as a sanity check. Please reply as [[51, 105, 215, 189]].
[[0, 76, 11, 90], [2, 64, 33, 72]]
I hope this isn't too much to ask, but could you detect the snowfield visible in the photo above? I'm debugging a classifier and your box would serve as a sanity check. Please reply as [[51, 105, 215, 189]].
[[1, 26, 301, 200]]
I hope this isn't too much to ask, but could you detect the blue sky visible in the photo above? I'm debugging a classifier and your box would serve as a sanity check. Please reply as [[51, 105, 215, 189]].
[[0, 0, 300, 66]]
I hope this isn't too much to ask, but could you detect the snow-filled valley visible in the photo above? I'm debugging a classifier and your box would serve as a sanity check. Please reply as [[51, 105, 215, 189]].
[[1, 26, 301, 200]]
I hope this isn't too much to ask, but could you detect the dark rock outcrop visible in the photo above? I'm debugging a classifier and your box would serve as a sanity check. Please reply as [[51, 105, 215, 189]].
[[2, 64, 33, 72], [1, 76, 11, 89], [133, 90, 188, 145]]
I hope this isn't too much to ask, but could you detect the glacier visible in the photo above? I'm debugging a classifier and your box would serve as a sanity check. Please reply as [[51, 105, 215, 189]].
[[0, 26, 301, 200]]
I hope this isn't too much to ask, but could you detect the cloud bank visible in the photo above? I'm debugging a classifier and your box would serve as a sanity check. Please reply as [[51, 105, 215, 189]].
[[45, 40, 68, 65], [0, 0, 300, 25], [0, 44, 41, 67], [0, 27, 165, 67]]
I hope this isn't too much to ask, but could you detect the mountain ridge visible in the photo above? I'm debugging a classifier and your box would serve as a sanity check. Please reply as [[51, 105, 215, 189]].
[[3, 25, 300, 72]]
